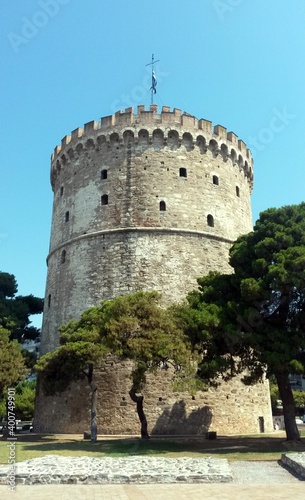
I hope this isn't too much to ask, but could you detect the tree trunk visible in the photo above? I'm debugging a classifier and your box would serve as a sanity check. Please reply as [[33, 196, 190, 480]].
[[129, 388, 149, 439], [88, 364, 97, 442], [276, 372, 301, 442]]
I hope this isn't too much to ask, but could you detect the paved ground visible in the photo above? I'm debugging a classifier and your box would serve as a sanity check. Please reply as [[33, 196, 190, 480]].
[[1, 482, 305, 500], [0, 458, 304, 499]]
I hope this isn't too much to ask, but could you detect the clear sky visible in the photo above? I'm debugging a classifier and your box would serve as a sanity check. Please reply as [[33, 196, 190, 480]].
[[1, 0, 304, 328]]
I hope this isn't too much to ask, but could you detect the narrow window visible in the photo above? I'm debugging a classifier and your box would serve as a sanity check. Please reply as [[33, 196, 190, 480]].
[[61, 250, 66, 263], [60, 186, 64, 196], [207, 214, 214, 227], [65, 211, 69, 222], [48, 294, 51, 308], [236, 186, 240, 197], [101, 169, 108, 180], [101, 194, 108, 205], [179, 167, 187, 178], [213, 175, 219, 185], [159, 200, 166, 211]]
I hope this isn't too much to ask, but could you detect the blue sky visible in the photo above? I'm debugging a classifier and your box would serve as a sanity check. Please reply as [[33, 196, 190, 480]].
[[1, 0, 304, 328]]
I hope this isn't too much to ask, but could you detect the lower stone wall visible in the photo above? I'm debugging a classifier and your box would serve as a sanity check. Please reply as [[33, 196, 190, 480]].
[[34, 358, 273, 436]]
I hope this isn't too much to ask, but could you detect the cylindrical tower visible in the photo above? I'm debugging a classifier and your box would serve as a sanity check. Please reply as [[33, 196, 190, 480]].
[[36, 105, 273, 435], [41, 104, 254, 354]]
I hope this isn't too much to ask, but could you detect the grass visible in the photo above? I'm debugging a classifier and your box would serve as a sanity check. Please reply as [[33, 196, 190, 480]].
[[1, 431, 305, 464]]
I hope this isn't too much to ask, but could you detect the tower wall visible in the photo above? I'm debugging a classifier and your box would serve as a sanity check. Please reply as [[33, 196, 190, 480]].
[[42, 104, 253, 353], [36, 105, 273, 435]]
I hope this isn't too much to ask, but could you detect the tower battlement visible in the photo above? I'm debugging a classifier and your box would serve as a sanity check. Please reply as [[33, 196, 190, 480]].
[[51, 105, 253, 191], [36, 101, 273, 437]]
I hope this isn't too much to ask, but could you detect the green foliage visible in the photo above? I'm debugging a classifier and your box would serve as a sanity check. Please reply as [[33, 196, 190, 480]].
[[182, 203, 305, 440], [36, 291, 191, 395], [293, 389, 305, 410], [0, 272, 17, 298], [0, 398, 5, 418], [14, 380, 36, 420], [0, 326, 28, 395], [0, 271, 43, 342], [35, 340, 106, 396], [0, 380, 36, 420], [182, 203, 305, 384]]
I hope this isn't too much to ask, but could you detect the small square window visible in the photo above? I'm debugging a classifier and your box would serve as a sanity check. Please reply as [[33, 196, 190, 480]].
[[207, 214, 214, 227], [159, 201, 166, 211], [61, 250, 66, 263], [101, 194, 108, 205]]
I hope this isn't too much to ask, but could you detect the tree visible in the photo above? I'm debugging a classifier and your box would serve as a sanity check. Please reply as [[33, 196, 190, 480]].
[[35, 291, 191, 441], [0, 271, 44, 342], [0, 326, 27, 395], [14, 380, 36, 420], [292, 390, 305, 414], [181, 203, 305, 442]]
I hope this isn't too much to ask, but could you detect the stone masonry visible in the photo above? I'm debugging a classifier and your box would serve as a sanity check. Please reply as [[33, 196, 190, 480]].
[[34, 104, 273, 435]]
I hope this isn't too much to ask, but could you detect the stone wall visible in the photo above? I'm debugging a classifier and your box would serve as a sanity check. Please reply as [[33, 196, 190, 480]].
[[35, 104, 273, 435], [34, 358, 273, 435]]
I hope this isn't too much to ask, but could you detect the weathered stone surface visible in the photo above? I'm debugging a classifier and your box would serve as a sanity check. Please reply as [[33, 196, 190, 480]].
[[0, 455, 233, 485], [281, 452, 305, 479], [35, 104, 272, 436]]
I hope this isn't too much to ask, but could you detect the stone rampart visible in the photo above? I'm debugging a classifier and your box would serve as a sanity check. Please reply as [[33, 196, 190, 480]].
[[35, 104, 273, 435]]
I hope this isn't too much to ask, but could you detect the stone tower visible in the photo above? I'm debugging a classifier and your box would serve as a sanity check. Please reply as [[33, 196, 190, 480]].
[[35, 105, 273, 435]]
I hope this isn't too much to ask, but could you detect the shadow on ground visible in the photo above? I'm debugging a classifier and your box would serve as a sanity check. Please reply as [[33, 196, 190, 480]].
[[2, 432, 303, 462]]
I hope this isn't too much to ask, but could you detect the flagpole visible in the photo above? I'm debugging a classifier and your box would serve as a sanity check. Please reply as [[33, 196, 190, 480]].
[[146, 53, 160, 104]]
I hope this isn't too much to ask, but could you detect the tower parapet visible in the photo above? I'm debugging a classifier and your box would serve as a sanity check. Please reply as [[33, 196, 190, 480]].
[[51, 105, 253, 191], [35, 103, 273, 438]]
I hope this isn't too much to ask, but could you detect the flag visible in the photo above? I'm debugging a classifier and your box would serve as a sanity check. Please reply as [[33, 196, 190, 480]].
[[151, 70, 157, 94]]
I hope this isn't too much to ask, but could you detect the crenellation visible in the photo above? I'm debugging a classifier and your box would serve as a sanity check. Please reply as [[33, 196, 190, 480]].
[[181, 113, 197, 128], [49, 105, 255, 199], [115, 110, 134, 126], [226, 131, 238, 148], [238, 139, 247, 155], [161, 111, 181, 125], [54, 145, 61, 156], [84, 120, 98, 132], [71, 127, 84, 141], [198, 118, 213, 135], [214, 125, 227, 140], [100, 114, 115, 129], [61, 135, 71, 147]]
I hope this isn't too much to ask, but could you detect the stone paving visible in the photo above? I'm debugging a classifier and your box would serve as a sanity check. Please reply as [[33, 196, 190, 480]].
[[0, 453, 304, 488], [0, 455, 232, 485], [281, 452, 305, 479]]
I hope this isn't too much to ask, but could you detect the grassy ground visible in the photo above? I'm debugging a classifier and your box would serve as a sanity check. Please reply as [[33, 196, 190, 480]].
[[1, 431, 305, 465]]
